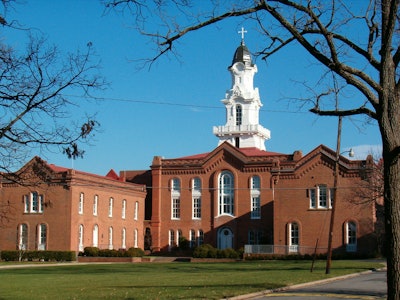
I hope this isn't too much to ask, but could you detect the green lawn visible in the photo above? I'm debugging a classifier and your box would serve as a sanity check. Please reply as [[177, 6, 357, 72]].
[[0, 260, 384, 299]]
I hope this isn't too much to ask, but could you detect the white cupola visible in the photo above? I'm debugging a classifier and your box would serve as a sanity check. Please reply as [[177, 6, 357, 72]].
[[213, 28, 271, 150]]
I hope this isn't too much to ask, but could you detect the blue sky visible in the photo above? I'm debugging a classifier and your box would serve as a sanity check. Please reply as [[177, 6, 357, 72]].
[[3, 1, 382, 175]]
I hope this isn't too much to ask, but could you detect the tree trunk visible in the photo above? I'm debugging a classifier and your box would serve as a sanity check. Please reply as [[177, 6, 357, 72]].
[[379, 39, 400, 298]]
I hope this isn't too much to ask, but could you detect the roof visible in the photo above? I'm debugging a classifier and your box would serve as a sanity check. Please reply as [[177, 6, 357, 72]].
[[231, 41, 253, 66], [177, 147, 285, 160]]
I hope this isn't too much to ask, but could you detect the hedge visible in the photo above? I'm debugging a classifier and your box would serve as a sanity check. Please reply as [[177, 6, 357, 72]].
[[0, 250, 76, 262], [81, 247, 145, 257]]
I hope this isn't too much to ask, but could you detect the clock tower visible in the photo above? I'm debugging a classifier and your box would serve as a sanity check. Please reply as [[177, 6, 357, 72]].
[[213, 28, 271, 150]]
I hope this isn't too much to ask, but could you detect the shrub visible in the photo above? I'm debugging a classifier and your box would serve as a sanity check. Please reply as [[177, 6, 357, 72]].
[[126, 247, 145, 257], [0, 250, 75, 261], [83, 247, 99, 257]]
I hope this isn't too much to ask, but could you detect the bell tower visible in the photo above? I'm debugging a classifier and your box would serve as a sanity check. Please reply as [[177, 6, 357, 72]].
[[213, 28, 271, 150]]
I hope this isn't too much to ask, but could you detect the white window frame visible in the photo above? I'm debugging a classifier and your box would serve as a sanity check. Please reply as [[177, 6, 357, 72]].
[[134, 228, 138, 248], [309, 185, 333, 209], [346, 221, 357, 252], [93, 225, 98, 247], [108, 227, 113, 250], [19, 224, 28, 250], [93, 195, 98, 216], [134, 201, 139, 220], [169, 229, 175, 250], [79, 193, 84, 215], [121, 228, 126, 249], [189, 229, 196, 248], [288, 222, 299, 253], [122, 199, 126, 219], [24, 192, 44, 214], [192, 178, 202, 219], [38, 223, 47, 251], [197, 229, 204, 246], [78, 224, 84, 252], [218, 171, 234, 216], [108, 198, 113, 217], [171, 178, 181, 220]]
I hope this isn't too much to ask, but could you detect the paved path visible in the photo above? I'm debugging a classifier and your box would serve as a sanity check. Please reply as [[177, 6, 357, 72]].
[[247, 269, 387, 300]]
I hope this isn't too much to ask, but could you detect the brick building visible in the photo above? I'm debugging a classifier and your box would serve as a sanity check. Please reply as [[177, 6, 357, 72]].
[[0, 156, 146, 252], [124, 35, 377, 255]]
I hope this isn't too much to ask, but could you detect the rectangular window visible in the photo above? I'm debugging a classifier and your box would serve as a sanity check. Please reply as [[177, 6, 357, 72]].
[[24, 192, 44, 214], [310, 189, 316, 208], [197, 230, 204, 246], [251, 196, 261, 219], [319, 186, 327, 208], [38, 224, 47, 250], [172, 197, 180, 219], [193, 197, 201, 219]]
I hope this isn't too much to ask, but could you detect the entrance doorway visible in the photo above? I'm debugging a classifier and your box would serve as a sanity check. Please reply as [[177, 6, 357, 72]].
[[218, 227, 233, 249]]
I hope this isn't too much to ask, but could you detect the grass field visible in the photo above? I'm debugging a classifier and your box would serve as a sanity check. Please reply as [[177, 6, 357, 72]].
[[0, 260, 384, 299]]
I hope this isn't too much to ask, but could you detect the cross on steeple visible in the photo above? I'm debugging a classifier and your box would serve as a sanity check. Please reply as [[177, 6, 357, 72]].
[[238, 27, 247, 44]]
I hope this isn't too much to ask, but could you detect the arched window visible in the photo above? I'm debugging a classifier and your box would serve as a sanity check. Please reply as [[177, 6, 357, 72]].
[[134, 201, 139, 220], [93, 225, 99, 247], [93, 195, 98, 216], [236, 104, 242, 126], [78, 224, 84, 252], [169, 230, 175, 251], [134, 228, 138, 248], [18, 224, 28, 250], [38, 224, 47, 250], [218, 171, 234, 216], [108, 198, 114, 217], [192, 177, 202, 219], [189, 229, 196, 248], [108, 227, 113, 250], [122, 199, 126, 219], [79, 193, 84, 214], [197, 230, 204, 246], [288, 222, 299, 253], [121, 228, 126, 249], [346, 221, 357, 252], [250, 175, 261, 219]]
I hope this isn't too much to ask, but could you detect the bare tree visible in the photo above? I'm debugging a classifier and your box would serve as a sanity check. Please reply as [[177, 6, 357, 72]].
[[0, 2, 105, 224], [105, 0, 399, 297], [0, 3, 105, 174]]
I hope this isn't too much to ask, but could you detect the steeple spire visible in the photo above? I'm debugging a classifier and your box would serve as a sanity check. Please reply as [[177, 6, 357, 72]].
[[213, 31, 271, 151], [238, 27, 247, 45]]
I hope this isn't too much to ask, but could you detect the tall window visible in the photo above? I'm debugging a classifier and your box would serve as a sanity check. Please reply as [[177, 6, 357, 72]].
[[38, 224, 47, 250], [171, 178, 181, 219], [108, 198, 113, 217], [79, 193, 84, 215], [309, 185, 332, 209], [189, 229, 196, 248], [93, 225, 98, 247], [236, 104, 242, 126], [108, 227, 113, 250], [346, 221, 357, 252], [93, 195, 98, 216], [177, 229, 182, 247], [121, 228, 126, 249], [134, 228, 138, 248], [18, 224, 28, 250], [218, 171, 234, 216], [192, 177, 201, 219], [288, 222, 299, 253], [248, 229, 263, 245], [78, 224, 84, 252], [169, 229, 175, 250], [24, 192, 44, 213], [197, 230, 204, 246], [134, 201, 139, 220], [122, 199, 126, 219], [250, 176, 261, 219]]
